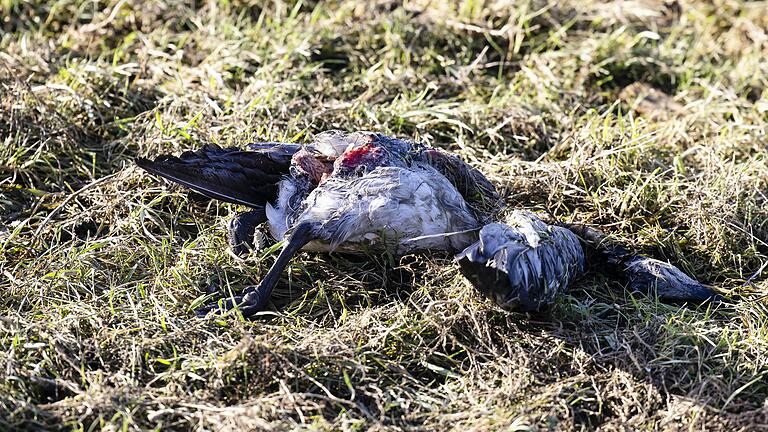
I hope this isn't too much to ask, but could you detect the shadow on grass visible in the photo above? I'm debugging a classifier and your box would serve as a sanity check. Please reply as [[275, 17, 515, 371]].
[[0, 396, 65, 432]]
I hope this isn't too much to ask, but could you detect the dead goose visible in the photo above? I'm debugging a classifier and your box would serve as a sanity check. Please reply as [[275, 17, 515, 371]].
[[138, 131, 500, 315], [136, 131, 721, 316]]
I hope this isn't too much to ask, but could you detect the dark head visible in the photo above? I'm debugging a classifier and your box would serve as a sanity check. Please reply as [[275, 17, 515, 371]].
[[624, 256, 724, 303]]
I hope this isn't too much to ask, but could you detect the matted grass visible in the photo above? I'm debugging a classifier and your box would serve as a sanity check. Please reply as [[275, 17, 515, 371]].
[[1, 0, 767, 430]]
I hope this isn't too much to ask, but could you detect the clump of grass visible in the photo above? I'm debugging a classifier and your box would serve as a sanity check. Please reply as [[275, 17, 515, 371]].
[[2, 0, 768, 430]]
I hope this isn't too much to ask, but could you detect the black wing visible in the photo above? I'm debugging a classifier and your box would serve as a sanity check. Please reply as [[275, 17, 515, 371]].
[[136, 143, 299, 208]]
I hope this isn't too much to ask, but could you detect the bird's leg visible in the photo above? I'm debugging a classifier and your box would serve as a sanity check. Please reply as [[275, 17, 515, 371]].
[[227, 209, 267, 256], [197, 222, 318, 317], [560, 223, 722, 303]]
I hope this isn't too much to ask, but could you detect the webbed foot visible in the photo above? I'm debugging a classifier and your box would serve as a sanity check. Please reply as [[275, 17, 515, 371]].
[[197, 221, 318, 318]]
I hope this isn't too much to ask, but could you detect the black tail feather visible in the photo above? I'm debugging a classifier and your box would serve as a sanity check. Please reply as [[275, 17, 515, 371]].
[[137, 144, 296, 208]]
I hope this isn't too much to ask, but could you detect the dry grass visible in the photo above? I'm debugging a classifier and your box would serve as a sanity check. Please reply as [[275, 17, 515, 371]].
[[2, 0, 768, 430]]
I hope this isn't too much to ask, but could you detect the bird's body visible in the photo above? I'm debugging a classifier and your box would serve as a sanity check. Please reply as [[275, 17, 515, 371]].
[[287, 165, 480, 254], [245, 131, 493, 254], [136, 130, 721, 316], [138, 131, 501, 314]]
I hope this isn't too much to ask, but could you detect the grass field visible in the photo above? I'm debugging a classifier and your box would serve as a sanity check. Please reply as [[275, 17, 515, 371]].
[[2, 0, 768, 430]]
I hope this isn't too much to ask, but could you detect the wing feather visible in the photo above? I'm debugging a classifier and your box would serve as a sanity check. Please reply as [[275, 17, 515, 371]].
[[137, 143, 297, 208]]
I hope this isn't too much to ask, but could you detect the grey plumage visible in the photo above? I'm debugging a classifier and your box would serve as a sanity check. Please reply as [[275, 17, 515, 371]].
[[262, 132, 497, 253], [137, 130, 722, 317], [292, 165, 481, 254], [456, 212, 722, 311], [456, 211, 584, 311]]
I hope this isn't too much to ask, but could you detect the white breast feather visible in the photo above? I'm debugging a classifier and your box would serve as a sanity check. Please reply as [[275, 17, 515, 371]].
[[266, 179, 296, 240]]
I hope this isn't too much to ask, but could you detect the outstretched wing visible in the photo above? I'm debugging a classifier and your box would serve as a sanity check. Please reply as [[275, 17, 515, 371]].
[[420, 148, 503, 222], [136, 143, 299, 208]]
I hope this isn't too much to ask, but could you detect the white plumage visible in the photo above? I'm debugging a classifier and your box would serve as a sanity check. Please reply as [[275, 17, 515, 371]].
[[286, 164, 480, 253]]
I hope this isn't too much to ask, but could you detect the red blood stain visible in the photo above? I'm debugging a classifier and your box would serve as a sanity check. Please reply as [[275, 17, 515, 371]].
[[339, 143, 375, 166], [338, 143, 388, 171]]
